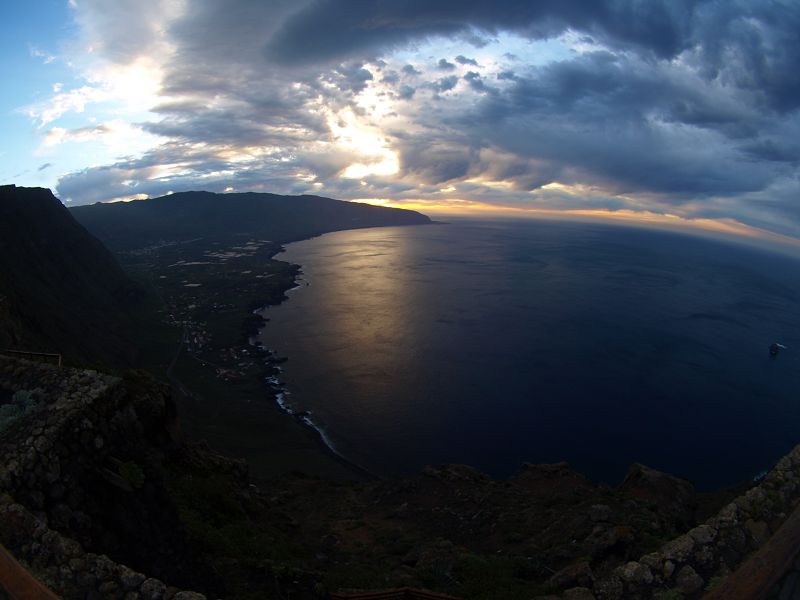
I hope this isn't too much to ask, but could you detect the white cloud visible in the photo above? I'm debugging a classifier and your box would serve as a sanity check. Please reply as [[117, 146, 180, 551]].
[[21, 0, 796, 239], [28, 85, 107, 126]]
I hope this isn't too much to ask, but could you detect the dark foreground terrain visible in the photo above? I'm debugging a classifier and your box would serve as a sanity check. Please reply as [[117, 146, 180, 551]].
[[1, 185, 797, 599]]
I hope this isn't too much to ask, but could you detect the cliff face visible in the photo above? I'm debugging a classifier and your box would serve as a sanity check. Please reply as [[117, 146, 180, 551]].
[[0, 185, 142, 366], [70, 191, 432, 251]]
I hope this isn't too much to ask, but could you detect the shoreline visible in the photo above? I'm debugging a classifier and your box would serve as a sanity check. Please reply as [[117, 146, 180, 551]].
[[242, 225, 781, 492], [246, 246, 379, 481]]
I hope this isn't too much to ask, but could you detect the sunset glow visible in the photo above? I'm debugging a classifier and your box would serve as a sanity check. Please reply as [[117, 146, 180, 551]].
[[2, 1, 799, 245]]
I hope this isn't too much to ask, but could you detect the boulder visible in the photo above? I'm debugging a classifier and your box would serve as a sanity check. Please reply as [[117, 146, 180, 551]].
[[619, 463, 696, 526]]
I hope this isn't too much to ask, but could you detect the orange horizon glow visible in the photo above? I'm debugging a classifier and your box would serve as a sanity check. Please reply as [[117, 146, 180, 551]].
[[350, 197, 800, 254], [96, 190, 800, 256]]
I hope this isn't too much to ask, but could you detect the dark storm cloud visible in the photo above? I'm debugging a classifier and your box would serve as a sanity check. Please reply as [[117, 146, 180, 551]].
[[451, 51, 786, 197], [690, 1, 800, 112], [398, 85, 416, 100], [741, 140, 800, 164], [397, 139, 474, 183], [264, 0, 702, 65], [463, 71, 498, 95], [58, 0, 800, 235], [264, 0, 800, 112], [429, 75, 459, 94], [496, 70, 518, 82], [333, 63, 375, 92]]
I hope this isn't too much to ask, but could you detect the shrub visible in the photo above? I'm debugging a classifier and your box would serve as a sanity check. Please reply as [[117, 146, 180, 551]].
[[0, 390, 38, 434], [119, 461, 146, 489]]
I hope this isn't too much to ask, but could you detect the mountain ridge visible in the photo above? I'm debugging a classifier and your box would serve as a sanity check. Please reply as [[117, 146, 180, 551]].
[[70, 190, 432, 251]]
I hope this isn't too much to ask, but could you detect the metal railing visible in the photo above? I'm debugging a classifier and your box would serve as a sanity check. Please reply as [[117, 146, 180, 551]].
[[330, 588, 462, 600], [0, 350, 62, 368]]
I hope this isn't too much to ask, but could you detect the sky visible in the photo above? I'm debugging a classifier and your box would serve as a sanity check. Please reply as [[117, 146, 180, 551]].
[[3, 0, 800, 242]]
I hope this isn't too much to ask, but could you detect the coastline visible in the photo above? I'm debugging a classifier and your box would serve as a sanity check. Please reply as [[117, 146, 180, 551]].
[[245, 245, 379, 481]]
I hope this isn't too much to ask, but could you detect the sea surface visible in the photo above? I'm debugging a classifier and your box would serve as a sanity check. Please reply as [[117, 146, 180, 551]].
[[259, 218, 800, 489]]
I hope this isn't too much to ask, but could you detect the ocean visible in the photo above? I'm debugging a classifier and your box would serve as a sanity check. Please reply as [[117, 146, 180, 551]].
[[258, 217, 800, 489]]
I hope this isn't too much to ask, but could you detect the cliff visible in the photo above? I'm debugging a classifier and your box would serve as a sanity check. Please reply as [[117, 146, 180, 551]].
[[0, 185, 142, 367]]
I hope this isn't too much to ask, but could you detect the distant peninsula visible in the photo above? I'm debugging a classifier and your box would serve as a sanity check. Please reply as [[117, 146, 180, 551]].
[[70, 190, 432, 251]]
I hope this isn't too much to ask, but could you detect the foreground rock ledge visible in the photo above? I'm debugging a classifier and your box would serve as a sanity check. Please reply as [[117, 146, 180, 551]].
[[0, 356, 208, 599], [3, 354, 800, 599]]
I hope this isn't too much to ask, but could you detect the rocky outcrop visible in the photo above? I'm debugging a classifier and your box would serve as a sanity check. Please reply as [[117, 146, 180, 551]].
[[537, 446, 800, 599], [620, 463, 696, 528], [0, 355, 207, 599]]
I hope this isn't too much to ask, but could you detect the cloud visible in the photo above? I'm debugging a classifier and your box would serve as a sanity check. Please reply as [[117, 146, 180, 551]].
[[455, 55, 479, 66], [37, 0, 800, 237], [429, 75, 459, 94], [263, 0, 702, 66], [70, 0, 186, 63], [29, 45, 56, 64], [463, 71, 497, 95], [398, 85, 416, 100], [27, 86, 107, 126]]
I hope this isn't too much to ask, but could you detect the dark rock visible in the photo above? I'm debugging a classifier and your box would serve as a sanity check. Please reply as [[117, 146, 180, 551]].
[[549, 561, 594, 590], [589, 504, 612, 523], [584, 524, 634, 558], [615, 561, 653, 585], [662, 534, 695, 563], [512, 462, 596, 498], [745, 519, 770, 547], [139, 578, 167, 600], [118, 565, 146, 590], [619, 463, 696, 526], [172, 592, 206, 600], [593, 575, 623, 600], [675, 564, 704, 595], [562, 587, 596, 600]]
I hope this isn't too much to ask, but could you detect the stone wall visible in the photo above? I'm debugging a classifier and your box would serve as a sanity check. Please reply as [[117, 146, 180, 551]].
[[0, 355, 208, 600], [545, 447, 800, 599]]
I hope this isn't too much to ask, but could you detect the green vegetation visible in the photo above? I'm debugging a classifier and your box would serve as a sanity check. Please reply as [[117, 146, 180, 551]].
[[654, 590, 684, 600], [118, 461, 146, 489], [0, 390, 38, 436], [705, 575, 726, 591], [451, 553, 548, 600]]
